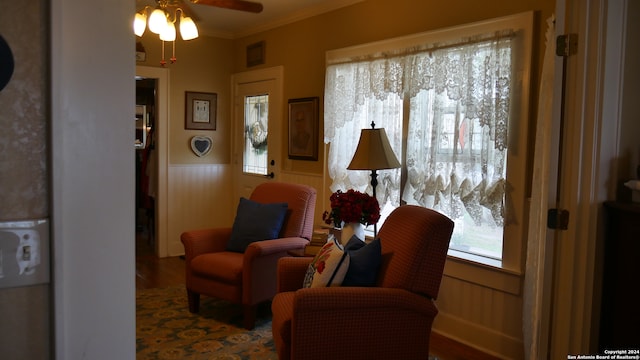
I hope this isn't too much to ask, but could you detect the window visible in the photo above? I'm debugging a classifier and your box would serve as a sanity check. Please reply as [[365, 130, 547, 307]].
[[324, 12, 532, 272]]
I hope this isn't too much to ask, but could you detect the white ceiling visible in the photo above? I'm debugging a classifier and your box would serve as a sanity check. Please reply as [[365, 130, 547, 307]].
[[136, 0, 364, 39]]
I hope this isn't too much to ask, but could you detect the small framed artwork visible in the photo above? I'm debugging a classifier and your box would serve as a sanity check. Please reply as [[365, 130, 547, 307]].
[[246, 41, 265, 67], [185, 91, 217, 130], [288, 97, 319, 160]]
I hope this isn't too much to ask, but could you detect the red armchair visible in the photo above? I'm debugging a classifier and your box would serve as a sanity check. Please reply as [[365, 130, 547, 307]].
[[271, 205, 454, 360], [181, 182, 316, 329]]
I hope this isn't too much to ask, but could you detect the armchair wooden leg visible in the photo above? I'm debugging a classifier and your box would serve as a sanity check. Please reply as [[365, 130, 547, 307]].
[[187, 289, 200, 313], [243, 304, 256, 330]]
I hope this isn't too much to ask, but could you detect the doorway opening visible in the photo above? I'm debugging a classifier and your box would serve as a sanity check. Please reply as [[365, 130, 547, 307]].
[[136, 77, 156, 253], [135, 66, 169, 257]]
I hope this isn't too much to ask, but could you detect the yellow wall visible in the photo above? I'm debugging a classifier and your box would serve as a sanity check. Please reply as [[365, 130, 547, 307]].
[[233, 0, 554, 178], [136, 33, 234, 165], [136, 34, 238, 257], [136, 0, 555, 179]]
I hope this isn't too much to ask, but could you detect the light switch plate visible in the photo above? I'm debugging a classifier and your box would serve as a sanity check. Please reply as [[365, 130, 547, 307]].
[[0, 219, 49, 289], [136, 51, 146, 62]]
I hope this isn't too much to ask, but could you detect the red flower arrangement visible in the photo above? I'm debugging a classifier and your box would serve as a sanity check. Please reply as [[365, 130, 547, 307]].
[[322, 189, 380, 227]]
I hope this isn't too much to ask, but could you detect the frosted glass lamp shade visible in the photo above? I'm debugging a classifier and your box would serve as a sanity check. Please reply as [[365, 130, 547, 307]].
[[347, 128, 401, 170], [160, 22, 176, 41], [148, 9, 167, 34], [134, 13, 147, 37], [180, 16, 199, 40]]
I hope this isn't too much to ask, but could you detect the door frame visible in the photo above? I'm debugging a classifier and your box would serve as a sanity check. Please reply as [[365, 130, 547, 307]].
[[544, 0, 626, 357], [136, 66, 169, 257], [231, 66, 284, 200]]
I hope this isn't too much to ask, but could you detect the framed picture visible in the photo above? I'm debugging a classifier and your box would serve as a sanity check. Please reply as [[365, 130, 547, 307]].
[[246, 41, 265, 67], [185, 91, 217, 130], [288, 97, 319, 160]]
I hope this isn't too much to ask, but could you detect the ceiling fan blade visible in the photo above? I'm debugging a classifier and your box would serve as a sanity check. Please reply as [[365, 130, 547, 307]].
[[172, 0, 200, 21], [191, 0, 263, 13]]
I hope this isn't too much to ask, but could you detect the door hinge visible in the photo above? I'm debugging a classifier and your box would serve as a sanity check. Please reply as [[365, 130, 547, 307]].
[[556, 34, 578, 57], [547, 208, 570, 230]]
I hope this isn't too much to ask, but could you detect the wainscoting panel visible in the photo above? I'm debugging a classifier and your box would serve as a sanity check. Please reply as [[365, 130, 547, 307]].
[[166, 164, 234, 256], [434, 275, 524, 359]]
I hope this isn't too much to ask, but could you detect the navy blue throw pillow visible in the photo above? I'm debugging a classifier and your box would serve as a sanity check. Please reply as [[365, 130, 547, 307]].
[[226, 197, 288, 253], [342, 235, 382, 287]]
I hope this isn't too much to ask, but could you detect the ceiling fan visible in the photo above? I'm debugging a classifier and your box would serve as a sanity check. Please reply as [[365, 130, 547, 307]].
[[135, 0, 263, 23], [190, 0, 263, 13], [142, 0, 263, 14]]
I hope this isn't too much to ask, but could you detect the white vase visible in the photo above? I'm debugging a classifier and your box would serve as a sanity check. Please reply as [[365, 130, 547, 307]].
[[340, 222, 365, 245]]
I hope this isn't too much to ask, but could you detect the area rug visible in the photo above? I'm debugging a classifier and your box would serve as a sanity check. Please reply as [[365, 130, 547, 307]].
[[136, 285, 277, 360]]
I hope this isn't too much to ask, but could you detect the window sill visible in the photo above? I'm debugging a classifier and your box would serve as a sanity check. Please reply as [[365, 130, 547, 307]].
[[443, 249, 522, 295], [364, 229, 522, 295]]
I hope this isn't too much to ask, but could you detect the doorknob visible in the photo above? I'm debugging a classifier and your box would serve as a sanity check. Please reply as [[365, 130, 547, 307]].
[[265, 172, 274, 178]]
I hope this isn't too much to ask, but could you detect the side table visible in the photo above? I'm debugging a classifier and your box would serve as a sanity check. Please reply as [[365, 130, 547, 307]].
[[287, 248, 315, 257]]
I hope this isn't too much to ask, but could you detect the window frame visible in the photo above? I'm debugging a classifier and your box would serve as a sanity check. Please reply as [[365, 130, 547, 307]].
[[325, 11, 533, 291]]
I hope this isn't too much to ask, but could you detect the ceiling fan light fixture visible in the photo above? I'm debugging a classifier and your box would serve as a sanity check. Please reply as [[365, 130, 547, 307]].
[[134, 1, 207, 65], [134, 12, 147, 37], [179, 16, 199, 40], [148, 8, 168, 34]]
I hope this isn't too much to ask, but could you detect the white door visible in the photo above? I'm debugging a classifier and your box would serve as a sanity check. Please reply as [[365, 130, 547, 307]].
[[232, 66, 284, 200]]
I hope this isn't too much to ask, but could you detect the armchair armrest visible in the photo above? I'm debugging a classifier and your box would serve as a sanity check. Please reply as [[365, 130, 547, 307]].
[[241, 237, 309, 304], [180, 228, 232, 261], [244, 237, 309, 258], [276, 257, 313, 292]]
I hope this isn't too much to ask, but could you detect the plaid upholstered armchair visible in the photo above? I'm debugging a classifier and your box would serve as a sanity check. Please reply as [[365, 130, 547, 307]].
[[181, 182, 316, 330], [271, 205, 454, 360]]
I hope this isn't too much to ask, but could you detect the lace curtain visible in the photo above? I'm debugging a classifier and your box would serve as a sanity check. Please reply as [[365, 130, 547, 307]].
[[325, 31, 514, 226], [324, 63, 403, 206]]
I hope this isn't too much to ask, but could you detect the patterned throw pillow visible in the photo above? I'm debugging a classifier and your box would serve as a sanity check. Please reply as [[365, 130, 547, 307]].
[[303, 235, 350, 288]]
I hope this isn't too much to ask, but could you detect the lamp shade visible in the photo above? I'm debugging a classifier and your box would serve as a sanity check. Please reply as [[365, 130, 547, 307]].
[[160, 22, 176, 41], [148, 8, 167, 34], [134, 13, 147, 37], [180, 16, 199, 40], [347, 128, 401, 170]]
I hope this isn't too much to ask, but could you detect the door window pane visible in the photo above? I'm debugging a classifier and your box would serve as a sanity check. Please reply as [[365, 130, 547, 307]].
[[243, 95, 268, 175]]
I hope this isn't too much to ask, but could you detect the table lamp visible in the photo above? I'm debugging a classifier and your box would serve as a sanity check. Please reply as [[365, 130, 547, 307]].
[[347, 122, 401, 236]]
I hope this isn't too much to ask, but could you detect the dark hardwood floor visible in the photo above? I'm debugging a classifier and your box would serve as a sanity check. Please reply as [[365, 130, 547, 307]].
[[135, 229, 185, 290], [429, 333, 501, 360], [135, 229, 499, 360]]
